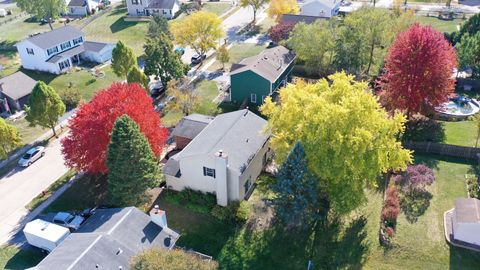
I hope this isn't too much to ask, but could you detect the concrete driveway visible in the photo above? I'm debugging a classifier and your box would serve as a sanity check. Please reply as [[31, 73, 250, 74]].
[[0, 136, 68, 245]]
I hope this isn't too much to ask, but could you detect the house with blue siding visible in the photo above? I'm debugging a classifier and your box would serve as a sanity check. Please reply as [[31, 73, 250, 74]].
[[229, 46, 296, 106]]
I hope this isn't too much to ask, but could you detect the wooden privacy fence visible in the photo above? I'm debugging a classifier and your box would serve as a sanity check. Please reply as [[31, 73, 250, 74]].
[[403, 141, 480, 160]]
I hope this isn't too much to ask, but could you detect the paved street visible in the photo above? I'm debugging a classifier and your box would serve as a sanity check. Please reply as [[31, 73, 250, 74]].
[[0, 135, 68, 245]]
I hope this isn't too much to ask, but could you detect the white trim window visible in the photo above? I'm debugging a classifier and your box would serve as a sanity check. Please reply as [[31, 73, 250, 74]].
[[47, 46, 58, 56], [250, 94, 257, 103], [203, 166, 216, 178], [73, 37, 83, 46], [60, 41, 71, 51], [131, 0, 140, 4], [58, 59, 71, 71], [26, 48, 34, 55]]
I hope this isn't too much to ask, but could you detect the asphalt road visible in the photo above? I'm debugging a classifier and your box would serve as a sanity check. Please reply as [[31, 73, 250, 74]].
[[0, 135, 68, 245]]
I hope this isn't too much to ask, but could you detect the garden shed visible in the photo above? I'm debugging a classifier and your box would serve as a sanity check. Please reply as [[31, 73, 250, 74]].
[[451, 198, 480, 246]]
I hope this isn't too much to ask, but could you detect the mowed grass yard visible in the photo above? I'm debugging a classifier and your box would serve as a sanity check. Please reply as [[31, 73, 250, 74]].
[[208, 43, 267, 72], [414, 15, 464, 33], [442, 120, 478, 147], [82, 6, 148, 56], [202, 2, 232, 17]]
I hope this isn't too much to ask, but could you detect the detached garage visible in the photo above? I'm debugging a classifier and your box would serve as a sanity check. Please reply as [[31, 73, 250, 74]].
[[0, 71, 37, 113], [81, 41, 115, 63]]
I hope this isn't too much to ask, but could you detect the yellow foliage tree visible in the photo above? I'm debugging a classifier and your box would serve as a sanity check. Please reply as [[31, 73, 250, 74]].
[[170, 11, 224, 56], [260, 72, 412, 214], [268, 0, 299, 22]]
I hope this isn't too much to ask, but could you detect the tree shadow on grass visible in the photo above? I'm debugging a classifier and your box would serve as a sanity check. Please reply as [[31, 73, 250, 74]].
[[110, 16, 139, 34], [217, 215, 369, 270], [315, 216, 369, 269], [4, 247, 45, 270], [400, 190, 433, 223], [403, 115, 445, 143]]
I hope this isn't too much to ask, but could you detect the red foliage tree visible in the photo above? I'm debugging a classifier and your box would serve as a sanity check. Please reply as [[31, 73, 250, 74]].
[[382, 186, 400, 223], [268, 21, 296, 43], [61, 83, 167, 174], [378, 23, 457, 117]]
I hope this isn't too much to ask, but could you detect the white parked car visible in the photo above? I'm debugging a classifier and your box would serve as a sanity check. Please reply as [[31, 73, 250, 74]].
[[18, 146, 45, 167], [52, 212, 85, 231]]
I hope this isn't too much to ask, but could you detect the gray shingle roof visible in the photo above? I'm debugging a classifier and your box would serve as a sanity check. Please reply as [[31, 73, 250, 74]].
[[230, 46, 295, 83], [68, 0, 87, 7], [34, 207, 179, 270], [171, 114, 213, 139], [455, 198, 480, 223], [171, 109, 270, 174], [46, 45, 85, 63], [302, 0, 339, 10], [0, 71, 37, 100], [147, 0, 176, 9], [83, 41, 112, 53], [24, 26, 84, 50], [280, 14, 327, 25]]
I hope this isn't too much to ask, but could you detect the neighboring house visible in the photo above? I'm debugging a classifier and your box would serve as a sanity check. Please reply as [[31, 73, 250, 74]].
[[164, 109, 271, 206], [30, 207, 180, 269], [298, 0, 341, 18], [280, 14, 327, 25], [229, 46, 296, 106], [127, 0, 180, 19], [0, 71, 37, 113], [16, 26, 114, 74], [66, 0, 101, 16], [170, 114, 214, 150], [444, 198, 480, 251]]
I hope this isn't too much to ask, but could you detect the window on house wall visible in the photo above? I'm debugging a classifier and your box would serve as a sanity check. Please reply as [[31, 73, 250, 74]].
[[26, 48, 34, 55], [244, 177, 252, 195], [132, 0, 139, 4], [73, 37, 83, 46], [47, 46, 58, 56], [261, 95, 266, 103], [58, 59, 71, 70], [162, 9, 167, 14], [250, 94, 256, 103], [203, 167, 216, 178], [60, 41, 71, 51]]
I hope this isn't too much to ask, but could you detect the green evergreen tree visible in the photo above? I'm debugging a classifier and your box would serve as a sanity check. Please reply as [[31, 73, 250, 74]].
[[148, 15, 171, 38], [144, 34, 188, 85], [457, 32, 480, 78], [127, 66, 150, 91], [25, 81, 65, 137], [112, 41, 136, 78], [107, 115, 160, 206], [272, 142, 329, 229]]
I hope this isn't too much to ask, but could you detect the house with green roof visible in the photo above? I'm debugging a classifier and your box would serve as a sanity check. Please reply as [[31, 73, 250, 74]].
[[229, 46, 296, 106]]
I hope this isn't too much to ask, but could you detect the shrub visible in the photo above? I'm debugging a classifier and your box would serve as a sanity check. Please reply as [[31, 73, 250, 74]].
[[211, 201, 250, 223], [60, 89, 82, 110], [467, 177, 480, 198], [395, 164, 435, 193], [268, 21, 296, 43], [382, 186, 400, 225], [386, 226, 395, 237]]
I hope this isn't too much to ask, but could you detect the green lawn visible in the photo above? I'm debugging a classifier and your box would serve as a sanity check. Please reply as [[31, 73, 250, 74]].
[[442, 120, 477, 147], [42, 174, 109, 214], [202, 2, 232, 17], [0, 246, 45, 270], [23, 65, 122, 102], [0, 50, 21, 77], [162, 110, 185, 128], [414, 16, 464, 34], [208, 43, 267, 72], [6, 118, 47, 145], [26, 170, 76, 211], [82, 6, 148, 55]]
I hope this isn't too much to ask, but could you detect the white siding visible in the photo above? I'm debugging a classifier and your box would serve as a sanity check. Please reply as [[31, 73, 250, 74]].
[[16, 40, 61, 74], [299, 1, 340, 18], [166, 155, 218, 194], [68, 6, 88, 16], [237, 141, 270, 200], [127, 0, 149, 16]]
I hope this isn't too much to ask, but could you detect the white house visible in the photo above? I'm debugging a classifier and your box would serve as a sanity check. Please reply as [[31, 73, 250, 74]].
[[16, 26, 114, 74], [66, 0, 101, 16], [164, 109, 271, 206], [127, 0, 180, 19], [298, 0, 341, 18]]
